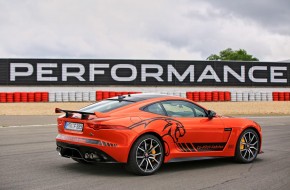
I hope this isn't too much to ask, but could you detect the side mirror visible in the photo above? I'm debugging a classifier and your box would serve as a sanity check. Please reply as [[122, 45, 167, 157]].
[[207, 110, 216, 119]]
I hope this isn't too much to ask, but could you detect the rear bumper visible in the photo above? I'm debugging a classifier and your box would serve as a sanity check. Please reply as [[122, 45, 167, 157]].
[[56, 133, 133, 163], [56, 141, 117, 163]]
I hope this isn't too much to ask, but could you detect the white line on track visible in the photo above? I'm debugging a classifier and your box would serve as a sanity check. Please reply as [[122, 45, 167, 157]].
[[0, 124, 57, 128], [245, 116, 290, 119]]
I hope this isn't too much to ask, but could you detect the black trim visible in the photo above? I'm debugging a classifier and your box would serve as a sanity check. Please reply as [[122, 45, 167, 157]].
[[159, 103, 168, 116], [181, 143, 190, 152], [224, 128, 232, 131], [176, 143, 185, 152], [56, 141, 117, 163], [186, 143, 196, 152]]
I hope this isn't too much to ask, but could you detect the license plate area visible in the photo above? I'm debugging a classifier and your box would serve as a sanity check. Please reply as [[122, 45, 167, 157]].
[[64, 122, 84, 132]]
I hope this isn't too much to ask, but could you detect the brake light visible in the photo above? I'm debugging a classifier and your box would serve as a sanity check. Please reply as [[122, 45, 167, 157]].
[[87, 124, 129, 130]]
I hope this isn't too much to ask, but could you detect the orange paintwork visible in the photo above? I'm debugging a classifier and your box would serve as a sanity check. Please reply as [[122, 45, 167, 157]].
[[56, 95, 262, 163]]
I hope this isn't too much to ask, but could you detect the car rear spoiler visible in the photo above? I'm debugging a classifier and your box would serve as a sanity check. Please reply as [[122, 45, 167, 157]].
[[55, 108, 108, 119]]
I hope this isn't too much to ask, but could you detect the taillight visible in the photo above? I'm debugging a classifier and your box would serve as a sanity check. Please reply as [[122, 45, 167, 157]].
[[87, 124, 129, 130]]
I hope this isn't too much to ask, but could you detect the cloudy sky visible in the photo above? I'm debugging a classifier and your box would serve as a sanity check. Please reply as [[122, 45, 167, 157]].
[[0, 0, 289, 61]]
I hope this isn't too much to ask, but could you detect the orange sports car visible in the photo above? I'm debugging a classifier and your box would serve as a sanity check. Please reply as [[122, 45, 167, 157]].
[[55, 94, 262, 175]]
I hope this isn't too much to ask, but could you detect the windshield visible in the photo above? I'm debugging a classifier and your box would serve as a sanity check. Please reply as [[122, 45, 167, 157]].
[[80, 100, 134, 113]]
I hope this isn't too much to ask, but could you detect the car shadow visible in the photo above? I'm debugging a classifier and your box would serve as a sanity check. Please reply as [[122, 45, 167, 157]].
[[59, 162, 132, 177], [160, 157, 262, 173], [59, 157, 263, 177]]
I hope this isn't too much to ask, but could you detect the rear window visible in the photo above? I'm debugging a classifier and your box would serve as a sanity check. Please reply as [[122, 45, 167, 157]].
[[80, 100, 134, 113]]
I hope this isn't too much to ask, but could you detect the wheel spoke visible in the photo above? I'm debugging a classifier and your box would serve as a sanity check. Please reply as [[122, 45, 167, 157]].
[[137, 156, 144, 159], [138, 158, 145, 167], [250, 135, 255, 143], [145, 140, 148, 151], [247, 150, 251, 160], [149, 144, 160, 152], [244, 135, 248, 143], [250, 146, 257, 151], [145, 160, 149, 172], [138, 147, 145, 152], [249, 149, 254, 158], [150, 152, 161, 156], [242, 149, 247, 158], [250, 141, 257, 146], [149, 157, 160, 164], [148, 159, 154, 170]]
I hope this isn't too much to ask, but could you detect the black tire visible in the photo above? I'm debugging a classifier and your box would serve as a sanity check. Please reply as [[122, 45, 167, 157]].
[[71, 158, 92, 164], [235, 129, 260, 163], [126, 134, 164, 175]]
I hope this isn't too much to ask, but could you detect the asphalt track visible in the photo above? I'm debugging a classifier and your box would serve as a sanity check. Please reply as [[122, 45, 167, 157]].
[[1, 115, 290, 190]]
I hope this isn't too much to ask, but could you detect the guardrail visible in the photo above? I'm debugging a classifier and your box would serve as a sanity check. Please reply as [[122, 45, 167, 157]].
[[0, 91, 289, 103], [0, 92, 48, 102]]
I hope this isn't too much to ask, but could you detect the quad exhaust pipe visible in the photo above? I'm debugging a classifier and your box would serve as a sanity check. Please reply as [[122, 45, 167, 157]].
[[56, 146, 62, 156], [90, 153, 98, 159], [85, 152, 99, 160], [56, 146, 103, 161]]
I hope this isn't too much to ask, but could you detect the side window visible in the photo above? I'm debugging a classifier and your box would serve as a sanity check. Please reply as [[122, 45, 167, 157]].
[[143, 103, 166, 116], [194, 105, 207, 117], [161, 101, 207, 118]]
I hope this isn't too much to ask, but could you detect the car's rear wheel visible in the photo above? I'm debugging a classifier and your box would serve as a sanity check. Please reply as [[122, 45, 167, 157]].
[[235, 129, 260, 163], [126, 134, 164, 175]]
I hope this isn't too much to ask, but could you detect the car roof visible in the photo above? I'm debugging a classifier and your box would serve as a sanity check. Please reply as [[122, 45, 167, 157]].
[[103, 93, 209, 116]]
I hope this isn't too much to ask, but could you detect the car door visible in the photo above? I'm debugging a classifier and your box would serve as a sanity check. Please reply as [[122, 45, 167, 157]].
[[160, 100, 229, 152]]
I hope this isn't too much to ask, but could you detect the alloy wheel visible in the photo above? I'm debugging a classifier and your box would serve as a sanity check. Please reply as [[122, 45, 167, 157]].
[[239, 131, 259, 161], [135, 138, 162, 173]]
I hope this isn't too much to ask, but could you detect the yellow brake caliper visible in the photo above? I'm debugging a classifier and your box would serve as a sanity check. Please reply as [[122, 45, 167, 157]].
[[240, 137, 245, 150], [151, 147, 156, 162]]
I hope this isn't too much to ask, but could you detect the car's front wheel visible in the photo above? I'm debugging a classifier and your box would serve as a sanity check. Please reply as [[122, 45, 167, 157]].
[[235, 129, 260, 163], [126, 134, 164, 175]]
